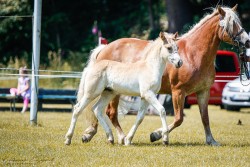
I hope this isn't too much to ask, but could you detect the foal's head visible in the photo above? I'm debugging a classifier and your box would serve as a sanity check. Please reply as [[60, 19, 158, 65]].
[[217, 4, 250, 48], [160, 32, 183, 68]]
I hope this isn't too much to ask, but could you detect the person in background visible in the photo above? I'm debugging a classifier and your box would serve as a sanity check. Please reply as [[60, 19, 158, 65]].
[[10, 66, 31, 113]]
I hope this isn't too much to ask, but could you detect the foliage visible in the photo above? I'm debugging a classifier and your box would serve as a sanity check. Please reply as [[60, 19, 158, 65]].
[[1, 0, 250, 88], [0, 0, 32, 65], [0, 105, 249, 166]]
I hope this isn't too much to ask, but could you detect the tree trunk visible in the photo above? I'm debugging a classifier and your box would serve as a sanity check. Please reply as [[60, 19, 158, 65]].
[[147, 0, 155, 31], [166, 0, 193, 33]]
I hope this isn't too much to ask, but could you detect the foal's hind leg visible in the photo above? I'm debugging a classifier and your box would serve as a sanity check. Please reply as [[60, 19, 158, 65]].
[[65, 96, 94, 145], [92, 91, 117, 144], [125, 99, 149, 146]]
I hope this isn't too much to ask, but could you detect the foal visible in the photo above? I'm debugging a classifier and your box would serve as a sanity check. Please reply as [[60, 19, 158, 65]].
[[65, 32, 182, 145]]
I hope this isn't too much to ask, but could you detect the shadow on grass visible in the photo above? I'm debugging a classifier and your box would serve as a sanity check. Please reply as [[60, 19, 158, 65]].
[[130, 141, 250, 147], [131, 141, 205, 147]]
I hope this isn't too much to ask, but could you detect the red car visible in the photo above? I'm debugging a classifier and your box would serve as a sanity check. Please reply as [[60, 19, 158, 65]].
[[184, 50, 240, 108]]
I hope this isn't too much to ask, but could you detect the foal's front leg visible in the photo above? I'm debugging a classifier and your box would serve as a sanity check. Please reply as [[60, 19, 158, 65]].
[[144, 91, 169, 145], [125, 99, 149, 146]]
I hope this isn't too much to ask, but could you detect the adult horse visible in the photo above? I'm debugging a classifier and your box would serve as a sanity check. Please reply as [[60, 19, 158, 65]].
[[65, 32, 182, 145], [80, 5, 250, 145]]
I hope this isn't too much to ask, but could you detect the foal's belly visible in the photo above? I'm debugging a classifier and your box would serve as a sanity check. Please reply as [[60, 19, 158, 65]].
[[107, 80, 141, 96]]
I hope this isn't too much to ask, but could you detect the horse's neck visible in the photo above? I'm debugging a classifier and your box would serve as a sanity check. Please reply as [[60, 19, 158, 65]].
[[182, 14, 221, 66], [145, 45, 167, 78]]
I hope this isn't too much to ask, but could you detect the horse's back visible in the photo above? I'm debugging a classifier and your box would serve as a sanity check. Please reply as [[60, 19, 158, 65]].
[[97, 38, 149, 62]]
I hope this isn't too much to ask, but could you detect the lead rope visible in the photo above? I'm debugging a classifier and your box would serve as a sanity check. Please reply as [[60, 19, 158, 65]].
[[235, 44, 250, 86]]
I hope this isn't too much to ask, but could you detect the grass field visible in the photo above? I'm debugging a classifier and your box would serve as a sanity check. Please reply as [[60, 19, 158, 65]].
[[0, 105, 249, 167]]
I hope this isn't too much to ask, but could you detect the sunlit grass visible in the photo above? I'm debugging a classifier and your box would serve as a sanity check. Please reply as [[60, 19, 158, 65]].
[[0, 105, 249, 166]]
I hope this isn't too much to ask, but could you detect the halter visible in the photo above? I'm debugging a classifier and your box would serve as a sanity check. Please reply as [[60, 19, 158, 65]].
[[219, 15, 250, 84], [219, 15, 245, 46]]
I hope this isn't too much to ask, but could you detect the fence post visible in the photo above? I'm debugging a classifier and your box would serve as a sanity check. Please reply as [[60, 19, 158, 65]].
[[30, 0, 42, 125]]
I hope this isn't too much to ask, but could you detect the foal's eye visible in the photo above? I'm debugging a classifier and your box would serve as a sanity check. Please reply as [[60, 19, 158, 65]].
[[167, 47, 173, 52], [165, 44, 172, 52]]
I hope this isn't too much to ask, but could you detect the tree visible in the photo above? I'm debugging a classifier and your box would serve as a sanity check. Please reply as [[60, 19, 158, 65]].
[[165, 0, 193, 33]]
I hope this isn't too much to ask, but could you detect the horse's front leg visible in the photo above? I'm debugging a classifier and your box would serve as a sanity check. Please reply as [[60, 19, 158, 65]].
[[196, 89, 220, 146], [106, 96, 126, 144], [150, 90, 185, 143], [125, 99, 149, 146], [144, 91, 169, 145]]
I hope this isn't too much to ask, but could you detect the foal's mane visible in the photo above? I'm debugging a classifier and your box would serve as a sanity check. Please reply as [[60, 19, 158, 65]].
[[181, 6, 241, 38], [140, 37, 164, 60]]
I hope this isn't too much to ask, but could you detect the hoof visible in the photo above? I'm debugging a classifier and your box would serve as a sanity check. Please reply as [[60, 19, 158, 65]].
[[64, 139, 71, 145], [124, 137, 132, 146], [118, 136, 125, 145], [82, 135, 90, 143], [150, 133, 158, 142], [207, 141, 220, 146], [162, 141, 169, 145], [108, 139, 114, 145]]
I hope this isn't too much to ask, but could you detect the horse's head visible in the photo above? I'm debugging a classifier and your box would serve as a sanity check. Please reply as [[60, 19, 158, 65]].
[[218, 4, 250, 48], [160, 32, 183, 68]]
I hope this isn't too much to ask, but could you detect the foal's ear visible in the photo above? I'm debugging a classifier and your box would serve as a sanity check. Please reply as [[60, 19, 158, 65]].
[[232, 4, 238, 12], [159, 32, 166, 41], [173, 32, 178, 39], [218, 6, 226, 17]]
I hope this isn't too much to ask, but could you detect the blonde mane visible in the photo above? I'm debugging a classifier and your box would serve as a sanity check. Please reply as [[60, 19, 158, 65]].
[[181, 6, 241, 38], [140, 37, 163, 60]]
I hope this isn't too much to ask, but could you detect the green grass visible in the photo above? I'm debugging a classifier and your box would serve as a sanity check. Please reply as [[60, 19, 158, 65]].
[[0, 105, 249, 166]]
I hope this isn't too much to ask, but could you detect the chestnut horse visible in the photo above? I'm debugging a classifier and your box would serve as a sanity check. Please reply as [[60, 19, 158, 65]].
[[80, 5, 250, 145]]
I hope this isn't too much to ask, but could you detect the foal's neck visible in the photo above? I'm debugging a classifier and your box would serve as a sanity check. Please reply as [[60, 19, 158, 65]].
[[146, 44, 167, 78]]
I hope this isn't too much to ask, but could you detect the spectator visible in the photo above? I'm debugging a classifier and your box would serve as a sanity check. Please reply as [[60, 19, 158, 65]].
[[10, 66, 31, 113]]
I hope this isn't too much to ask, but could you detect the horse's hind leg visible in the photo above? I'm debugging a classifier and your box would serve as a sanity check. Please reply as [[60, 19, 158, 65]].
[[125, 99, 149, 146], [65, 96, 94, 145], [92, 91, 117, 144], [197, 90, 220, 146], [106, 95, 126, 144]]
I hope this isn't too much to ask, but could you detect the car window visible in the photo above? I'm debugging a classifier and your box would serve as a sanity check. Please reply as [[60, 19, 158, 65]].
[[215, 55, 236, 72]]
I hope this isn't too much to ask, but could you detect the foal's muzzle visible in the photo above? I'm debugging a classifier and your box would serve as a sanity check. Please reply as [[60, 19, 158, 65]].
[[176, 59, 183, 68]]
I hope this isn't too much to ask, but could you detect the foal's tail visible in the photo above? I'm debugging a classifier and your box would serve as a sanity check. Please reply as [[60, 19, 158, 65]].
[[77, 44, 106, 102], [77, 44, 106, 125]]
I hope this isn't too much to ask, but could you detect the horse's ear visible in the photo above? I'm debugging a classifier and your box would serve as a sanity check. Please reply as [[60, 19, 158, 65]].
[[218, 6, 226, 17], [173, 32, 178, 39], [159, 32, 166, 41], [232, 4, 238, 12]]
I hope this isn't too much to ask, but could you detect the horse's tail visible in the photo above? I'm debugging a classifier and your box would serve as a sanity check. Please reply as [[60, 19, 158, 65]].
[[77, 44, 107, 126]]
